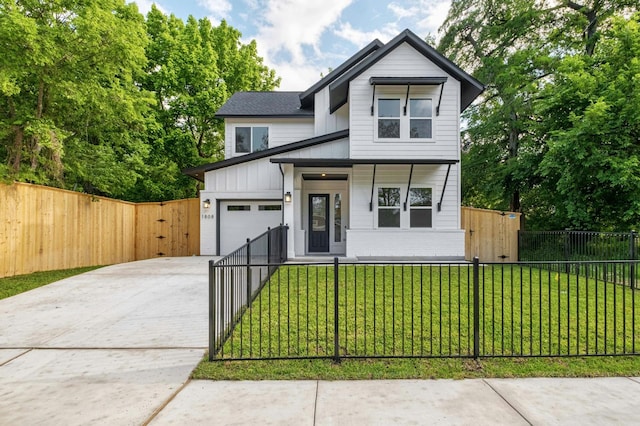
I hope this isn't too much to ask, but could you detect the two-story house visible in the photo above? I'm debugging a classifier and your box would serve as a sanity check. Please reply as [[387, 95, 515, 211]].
[[184, 29, 483, 259]]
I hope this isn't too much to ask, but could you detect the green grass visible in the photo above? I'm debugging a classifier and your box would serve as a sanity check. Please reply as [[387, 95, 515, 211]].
[[213, 264, 640, 360], [0, 266, 103, 300], [193, 355, 640, 380]]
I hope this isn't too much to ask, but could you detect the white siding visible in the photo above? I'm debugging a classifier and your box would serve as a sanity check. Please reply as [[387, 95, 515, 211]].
[[314, 87, 349, 135], [349, 43, 461, 160], [200, 138, 349, 255], [224, 117, 314, 158], [346, 229, 464, 258], [349, 164, 460, 231]]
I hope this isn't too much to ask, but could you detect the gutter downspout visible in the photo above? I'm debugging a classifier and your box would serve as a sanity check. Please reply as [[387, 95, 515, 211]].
[[279, 164, 285, 225]]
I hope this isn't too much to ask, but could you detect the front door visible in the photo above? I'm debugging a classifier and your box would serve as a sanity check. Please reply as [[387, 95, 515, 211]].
[[308, 194, 329, 252]]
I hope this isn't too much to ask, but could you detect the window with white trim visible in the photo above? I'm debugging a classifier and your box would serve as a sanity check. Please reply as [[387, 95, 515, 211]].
[[378, 187, 401, 227], [409, 187, 432, 228], [235, 126, 269, 153], [375, 94, 434, 141]]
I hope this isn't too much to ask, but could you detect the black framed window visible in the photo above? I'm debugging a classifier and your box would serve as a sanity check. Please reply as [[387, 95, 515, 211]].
[[409, 99, 432, 139], [235, 126, 269, 153]]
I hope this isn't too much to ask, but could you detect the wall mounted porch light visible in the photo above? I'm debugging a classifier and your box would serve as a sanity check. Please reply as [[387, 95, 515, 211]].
[[284, 192, 292, 203], [202, 198, 211, 209]]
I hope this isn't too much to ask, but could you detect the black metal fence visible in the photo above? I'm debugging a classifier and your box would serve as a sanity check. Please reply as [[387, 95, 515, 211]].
[[519, 230, 639, 262], [209, 257, 640, 361], [208, 225, 288, 359]]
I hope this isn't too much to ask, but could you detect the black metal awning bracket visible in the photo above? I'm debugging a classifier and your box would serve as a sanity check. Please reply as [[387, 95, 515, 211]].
[[437, 163, 452, 212], [370, 84, 376, 116], [436, 83, 444, 116], [403, 164, 414, 211], [403, 84, 410, 115], [369, 164, 377, 211]]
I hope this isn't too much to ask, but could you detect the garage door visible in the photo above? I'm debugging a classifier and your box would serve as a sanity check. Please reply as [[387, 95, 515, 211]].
[[219, 201, 283, 255]]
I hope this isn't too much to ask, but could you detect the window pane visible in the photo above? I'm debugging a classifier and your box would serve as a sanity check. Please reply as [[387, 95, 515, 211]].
[[227, 205, 250, 211], [258, 205, 281, 211], [410, 99, 432, 117], [378, 188, 400, 207], [312, 196, 326, 231], [378, 119, 400, 138], [410, 188, 432, 206], [379, 209, 400, 227], [334, 193, 341, 242], [252, 127, 269, 152], [410, 209, 432, 228], [378, 99, 400, 117], [235, 127, 251, 152], [410, 119, 432, 138]]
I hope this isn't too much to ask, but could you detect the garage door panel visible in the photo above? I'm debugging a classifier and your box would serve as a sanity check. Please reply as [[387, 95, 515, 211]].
[[220, 201, 282, 255]]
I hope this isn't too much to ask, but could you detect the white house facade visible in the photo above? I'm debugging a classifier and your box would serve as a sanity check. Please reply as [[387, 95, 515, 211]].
[[184, 29, 484, 259]]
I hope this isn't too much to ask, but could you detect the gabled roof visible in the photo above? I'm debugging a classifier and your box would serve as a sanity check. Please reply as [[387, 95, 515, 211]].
[[182, 129, 349, 181], [298, 39, 385, 109], [328, 29, 484, 113], [215, 91, 314, 118]]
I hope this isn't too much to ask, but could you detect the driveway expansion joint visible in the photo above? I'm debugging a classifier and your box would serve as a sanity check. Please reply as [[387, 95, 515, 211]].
[[482, 379, 533, 426]]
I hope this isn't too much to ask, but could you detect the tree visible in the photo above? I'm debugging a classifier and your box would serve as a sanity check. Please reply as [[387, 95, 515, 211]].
[[539, 15, 640, 230], [0, 0, 153, 197], [439, 0, 639, 229], [136, 8, 280, 201]]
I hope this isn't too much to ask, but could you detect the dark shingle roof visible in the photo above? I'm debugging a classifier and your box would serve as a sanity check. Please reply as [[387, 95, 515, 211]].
[[215, 91, 314, 118]]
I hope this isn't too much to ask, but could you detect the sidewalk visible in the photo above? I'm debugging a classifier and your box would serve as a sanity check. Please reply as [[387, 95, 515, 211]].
[[152, 377, 640, 425]]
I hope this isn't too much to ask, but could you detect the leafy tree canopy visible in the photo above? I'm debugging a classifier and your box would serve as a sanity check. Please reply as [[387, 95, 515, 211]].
[[0, 1, 279, 201]]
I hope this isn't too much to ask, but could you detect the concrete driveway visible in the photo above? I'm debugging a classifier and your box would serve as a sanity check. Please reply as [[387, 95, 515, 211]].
[[0, 257, 213, 425]]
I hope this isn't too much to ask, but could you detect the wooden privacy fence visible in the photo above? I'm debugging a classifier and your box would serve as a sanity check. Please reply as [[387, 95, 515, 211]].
[[461, 206, 521, 262], [0, 183, 199, 278]]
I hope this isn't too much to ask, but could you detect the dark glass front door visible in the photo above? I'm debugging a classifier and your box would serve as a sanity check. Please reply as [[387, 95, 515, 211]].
[[308, 194, 329, 252]]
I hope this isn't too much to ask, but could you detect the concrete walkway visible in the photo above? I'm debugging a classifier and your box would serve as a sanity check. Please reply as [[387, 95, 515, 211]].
[[2, 257, 640, 425]]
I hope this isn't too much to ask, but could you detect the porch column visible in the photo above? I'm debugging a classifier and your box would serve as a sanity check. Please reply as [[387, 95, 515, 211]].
[[282, 163, 295, 258]]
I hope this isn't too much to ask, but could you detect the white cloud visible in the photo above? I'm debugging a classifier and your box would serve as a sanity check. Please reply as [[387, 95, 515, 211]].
[[248, 0, 354, 90], [334, 21, 399, 47], [415, 0, 451, 36], [133, 0, 166, 15], [198, 0, 232, 22]]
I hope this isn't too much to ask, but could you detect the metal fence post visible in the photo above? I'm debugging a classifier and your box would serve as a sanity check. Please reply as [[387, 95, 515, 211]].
[[283, 225, 289, 262], [246, 238, 252, 308], [209, 260, 215, 361], [267, 227, 272, 265], [334, 257, 340, 363], [631, 231, 637, 289], [473, 257, 480, 359]]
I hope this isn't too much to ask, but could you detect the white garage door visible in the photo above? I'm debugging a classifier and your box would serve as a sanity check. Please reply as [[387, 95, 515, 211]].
[[219, 201, 283, 255]]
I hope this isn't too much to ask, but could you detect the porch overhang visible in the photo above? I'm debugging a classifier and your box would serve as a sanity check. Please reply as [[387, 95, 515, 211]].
[[270, 158, 458, 212], [369, 76, 448, 116], [269, 158, 457, 167]]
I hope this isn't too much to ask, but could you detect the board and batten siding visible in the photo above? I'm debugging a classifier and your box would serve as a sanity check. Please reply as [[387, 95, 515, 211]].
[[346, 163, 464, 258], [200, 138, 349, 255], [224, 117, 314, 159], [348, 42, 461, 160]]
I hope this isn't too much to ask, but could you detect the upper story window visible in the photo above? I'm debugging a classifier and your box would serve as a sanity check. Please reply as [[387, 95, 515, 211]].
[[409, 99, 432, 139], [377, 99, 400, 138], [375, 96, 434, 141], [235, 126, 269, 153]]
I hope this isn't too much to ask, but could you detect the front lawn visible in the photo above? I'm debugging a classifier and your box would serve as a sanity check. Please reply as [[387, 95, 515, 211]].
[[213, 263, 640, 360], [0, 266, 103, 300]]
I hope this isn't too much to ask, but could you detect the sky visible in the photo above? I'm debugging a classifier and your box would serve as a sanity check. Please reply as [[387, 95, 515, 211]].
[[133, 0, 453, 91]]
